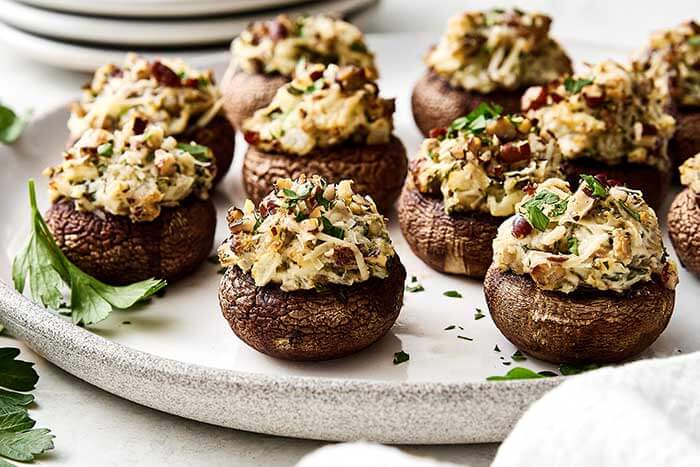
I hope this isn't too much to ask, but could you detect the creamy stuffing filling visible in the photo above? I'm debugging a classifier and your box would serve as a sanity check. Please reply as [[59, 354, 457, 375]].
[[218, 175, 395, 291], [493, 176, 678, 294], [242, 63, 394, 155], [679, 153, 700, 193], [232, 14, 376, 78], [633, 21, 700, 107], [426, 8, 571, 93], [410, 104, 563, 216], [44, 119, 215, 222], [524, 60, 676, 170], [69, 53, 223, 139]]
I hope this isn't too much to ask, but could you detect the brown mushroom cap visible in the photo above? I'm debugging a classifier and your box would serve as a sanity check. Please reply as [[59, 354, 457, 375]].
[[411, 70, 524, 137], [668, 188, 700, 275], [184, 115, 235, 185], [242, 136, 407, 213], [561, 158, 670, 211], [669, 107, 700, 171], [220, 64, 290, 130], [484, 266, 676, 363], [45, 197, 216, 285], [218, 256, 406, 361], [398, 186, 502, 278]]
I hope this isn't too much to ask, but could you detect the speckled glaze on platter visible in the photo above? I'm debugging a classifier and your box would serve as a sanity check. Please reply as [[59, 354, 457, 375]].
[[0, 34, 697, 444]]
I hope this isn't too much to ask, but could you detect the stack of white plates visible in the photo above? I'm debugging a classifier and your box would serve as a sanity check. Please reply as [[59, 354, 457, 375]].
[[0, 0, 377, 71]]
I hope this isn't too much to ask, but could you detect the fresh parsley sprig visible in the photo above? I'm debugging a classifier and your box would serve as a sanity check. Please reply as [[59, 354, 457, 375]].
[[580, 174, 609, 198], [520, 190, 568, 232], [0, 104, 28, 144], [564, 77, 593, 94], [487, 367, 557, 381], [12, 180, 167, 325], [448, 102, 503, 135], [0, 348, 54, 464]]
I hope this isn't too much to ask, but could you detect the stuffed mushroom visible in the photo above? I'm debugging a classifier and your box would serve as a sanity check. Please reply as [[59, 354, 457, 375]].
[[668, 154, 700, 274], [411, 8, 572, 136], [68, 54, 234, 184], [398, 107, 564, 278], [241, 62, 407, 212], [217, 175, 405, 361], [221, 14, 377, 130], [633, 20, 700, 170], [523, 60, 676, 210], [43, 119, 217, 285], [485, 177, 678, 363]]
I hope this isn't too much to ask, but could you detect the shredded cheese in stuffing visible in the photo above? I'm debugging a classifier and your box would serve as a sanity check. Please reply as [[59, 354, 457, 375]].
[[426, 8, 571, 93], [493, 177, 678, 293], [218, 175, 395, 291], [242, 63, 394, 156], [679, 153, 700, 193]]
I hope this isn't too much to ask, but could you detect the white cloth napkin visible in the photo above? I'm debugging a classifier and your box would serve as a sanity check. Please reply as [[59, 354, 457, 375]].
[[296, 353, 700, 467]]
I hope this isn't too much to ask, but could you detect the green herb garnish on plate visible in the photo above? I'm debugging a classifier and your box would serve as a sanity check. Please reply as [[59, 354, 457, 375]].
[[12, 180, 167, 325]]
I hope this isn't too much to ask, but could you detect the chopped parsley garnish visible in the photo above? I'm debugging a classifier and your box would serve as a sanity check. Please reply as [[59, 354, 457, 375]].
[[511, 350, 527, 362], [0, 348, 55, 463], [444, 325, 456, 331], [443, 290, 462, 298], [320, 216, 344, 239], [564, 77, 594, 94], [559, 362, 602, 375], [474, 308, 485, 320], [580, 174, 609, 198], [0, 104, 27, 144], [282, 182, 312, 200], [487, 367, 557, 381], [393, 350, 410, 365], [617, 200, 641, 221], [494, 345, 501, 352], [448, 102, 502, 135], [287, 86, 304, 96], [457, 335, 473, 341], [12, 180, 166, 325], [176, 143, 211, 162], [520, 190, 567, 231], [405, 276, 424, 293], [97, 142, 113, 157], [567, 236, 579, 255]]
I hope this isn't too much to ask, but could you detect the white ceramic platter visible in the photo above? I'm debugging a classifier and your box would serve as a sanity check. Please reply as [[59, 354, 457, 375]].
[[0, 34, 696, 444], [0, 0, 375, 48], [15, 0, 318, 18]]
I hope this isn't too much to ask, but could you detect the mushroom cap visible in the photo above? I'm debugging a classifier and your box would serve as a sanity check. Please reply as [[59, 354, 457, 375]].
[[561, 158, 670, 211], [398, 186, 501, 278], [218, 256, 406, 361], [220, 64, 290, 130], [411, 70, 524, 137], [242, 135, 408, 213], [668, 188, 700, 275], [484, 266, 676, 363], [669, 107, 700, 170], [45, 197, 216, 285], [183, 115, 235, 185]]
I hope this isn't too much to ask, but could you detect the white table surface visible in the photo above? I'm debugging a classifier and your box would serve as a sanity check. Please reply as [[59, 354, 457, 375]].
[[1, 1, 698, 465]]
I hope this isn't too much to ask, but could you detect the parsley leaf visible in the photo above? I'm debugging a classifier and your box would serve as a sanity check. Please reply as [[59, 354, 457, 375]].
[[0, 349, 37, 393], [567, 236, 579, 255], [520, 190, 567, 231], [617, 200, 640, 221], [580, 174, 609, 198], [564, 77, 593, 94], [176, 143, 211, 162], [511, 350, 527, 362], [443, 290, 462, 298], [320, 216, 344, 239], [449, 102, 502, 134], [487, 367, 557, 381], [0, 104, 27, 144], [282, 182, 312, 200], [97, 142, 113, 157], [559, 362, 602, 375], [474, 308, 485, 320], [444, 325, 456, 331], [405, 283, 424, 293], [0, 348, 54, 463], [457, 335, 473, 341], [525, 204, 550, 231], [12, 180, 167, 325], [393, 350, 409, 365]]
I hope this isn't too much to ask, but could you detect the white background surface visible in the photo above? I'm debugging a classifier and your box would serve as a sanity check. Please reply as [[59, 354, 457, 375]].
[[1, 0, 699, 465]]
